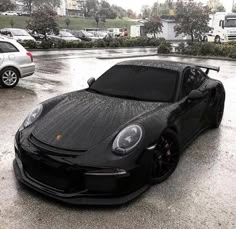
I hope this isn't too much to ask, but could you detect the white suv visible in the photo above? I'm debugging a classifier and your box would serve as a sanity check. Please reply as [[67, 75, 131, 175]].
[[0, 36, 35, 88]]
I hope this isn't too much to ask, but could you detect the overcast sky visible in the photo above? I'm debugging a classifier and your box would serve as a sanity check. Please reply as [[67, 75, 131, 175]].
[[108, 0, 234, 13]]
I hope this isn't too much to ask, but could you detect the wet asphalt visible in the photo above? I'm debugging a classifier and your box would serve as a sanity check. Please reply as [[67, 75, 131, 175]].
[[0, 48, 235, 229]]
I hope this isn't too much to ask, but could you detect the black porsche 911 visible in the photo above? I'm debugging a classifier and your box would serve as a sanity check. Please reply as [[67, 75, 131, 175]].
[[13, 60, 225, 205]]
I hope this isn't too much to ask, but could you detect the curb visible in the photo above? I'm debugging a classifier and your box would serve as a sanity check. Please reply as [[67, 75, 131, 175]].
[[157, 53, 236, 61], [96, 53, 236, 61], [28, 46, 158, 52], [96, 54, 157, 60]]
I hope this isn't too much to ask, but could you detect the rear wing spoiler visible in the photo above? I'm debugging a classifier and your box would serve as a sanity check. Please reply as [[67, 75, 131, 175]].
[[196, 64, 220, 75]]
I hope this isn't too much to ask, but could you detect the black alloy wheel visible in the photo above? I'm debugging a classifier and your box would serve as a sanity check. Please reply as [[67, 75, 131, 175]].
[[213, 96, 225, 128], [151, 131, 180, 184]]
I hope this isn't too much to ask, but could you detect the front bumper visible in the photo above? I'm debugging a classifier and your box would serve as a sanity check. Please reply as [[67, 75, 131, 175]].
[[13, 142, 150, 205], [13, 159, 148, 205]]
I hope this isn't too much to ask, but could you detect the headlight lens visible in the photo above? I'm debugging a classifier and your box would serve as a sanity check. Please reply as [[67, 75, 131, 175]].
[[22, 104, 43, 129], [112, 125, 143, 156]]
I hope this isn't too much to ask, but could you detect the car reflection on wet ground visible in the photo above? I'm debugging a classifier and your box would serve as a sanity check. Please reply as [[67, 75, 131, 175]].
[[0, 48, 235, 229]]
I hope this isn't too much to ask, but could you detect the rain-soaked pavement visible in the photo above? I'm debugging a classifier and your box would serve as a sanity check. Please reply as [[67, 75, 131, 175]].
[[0, 48, 235, 229]]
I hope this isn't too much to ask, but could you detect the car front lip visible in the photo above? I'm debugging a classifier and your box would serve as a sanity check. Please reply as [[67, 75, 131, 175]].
[[13, 156, 149, 205]]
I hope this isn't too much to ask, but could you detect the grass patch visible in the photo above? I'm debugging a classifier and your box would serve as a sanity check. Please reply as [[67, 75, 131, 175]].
[[0, 16, 138, 30]]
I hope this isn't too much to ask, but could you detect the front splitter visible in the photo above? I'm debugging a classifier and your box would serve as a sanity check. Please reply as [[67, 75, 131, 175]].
[[13, 159, 149, 206]]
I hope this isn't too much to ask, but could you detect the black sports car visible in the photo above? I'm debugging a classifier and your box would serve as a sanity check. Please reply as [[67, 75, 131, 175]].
[[13, 60, 225, 205]]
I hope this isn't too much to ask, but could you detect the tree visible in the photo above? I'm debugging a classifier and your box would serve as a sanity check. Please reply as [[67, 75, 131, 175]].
[[174, 2, 211, 43], [26, 5, 59, 39], [151, 2, 159, 17], [19, 0, 61, 15], [98, 0, 117, 20], [207, 0, 225, 13], [84, 0, 99, 17], [127, 9, 136, 19], [144, 16, 163, 38], [141, 5, 151, 19], [10, 18, 15, 28], [0, 0, 15, 12], [19, 0, 34, 15], [64, 18, 71, 28], [233, 4, 236, 13], [34, 0, 61, 8], [157, 0, 171, 16], [216, 5, 225, 12], [95, 13, 99, 27], [111, 5, 127, 19]]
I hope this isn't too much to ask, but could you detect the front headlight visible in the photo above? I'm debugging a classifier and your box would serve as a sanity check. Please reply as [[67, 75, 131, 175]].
[[21, 104, 43, 130], [112, 124, 143, 156]]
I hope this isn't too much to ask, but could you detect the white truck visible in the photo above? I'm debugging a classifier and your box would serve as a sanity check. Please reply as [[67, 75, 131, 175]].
[[208, 12, 236, 43]]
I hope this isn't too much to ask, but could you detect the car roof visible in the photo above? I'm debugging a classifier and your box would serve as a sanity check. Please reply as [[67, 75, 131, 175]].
[[0, 35, 15, 41], [3, 28, 24, 31], [117, 60, 193, 72]]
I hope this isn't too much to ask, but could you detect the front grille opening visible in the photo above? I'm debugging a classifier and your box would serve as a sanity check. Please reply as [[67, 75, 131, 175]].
[[22, 153, 86, 193]]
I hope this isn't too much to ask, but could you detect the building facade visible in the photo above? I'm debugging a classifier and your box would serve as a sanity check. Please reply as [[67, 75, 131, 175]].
[[63, 0, 85, 16]]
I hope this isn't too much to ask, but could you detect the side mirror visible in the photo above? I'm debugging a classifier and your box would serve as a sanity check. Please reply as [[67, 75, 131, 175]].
[[87, 77, 95, 87], [188, 90, 203, 100]]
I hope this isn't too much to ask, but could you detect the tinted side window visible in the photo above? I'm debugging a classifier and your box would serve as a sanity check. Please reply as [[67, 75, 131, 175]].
[[0, 42, 19, 53], [182, 68, 205, 97], [197, 69, 207, 85], [0, 30, 12, 37]]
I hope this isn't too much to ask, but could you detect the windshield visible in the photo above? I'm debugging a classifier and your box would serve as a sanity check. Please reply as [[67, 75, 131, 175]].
[[90, 65, 179, 102], [60, 31, 74, 37], [225, 18, 236, 27], [11, 29, 29, 36], [82, 31, 93, 37]]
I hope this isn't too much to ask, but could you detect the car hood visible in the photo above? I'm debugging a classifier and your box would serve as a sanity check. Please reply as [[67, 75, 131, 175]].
[[32, 90, 168, 151], [62, 37, 79, 41], [14, 36, 35, 41]]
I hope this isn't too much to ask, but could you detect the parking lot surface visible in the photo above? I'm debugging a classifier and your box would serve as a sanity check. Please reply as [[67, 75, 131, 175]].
[[0, 48, 235, 229]]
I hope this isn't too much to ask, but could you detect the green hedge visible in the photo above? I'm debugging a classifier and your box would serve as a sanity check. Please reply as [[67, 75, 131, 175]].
[[177, 42, 236, 58], [23, 37, 162, 50], [23, 38, 236, 59]]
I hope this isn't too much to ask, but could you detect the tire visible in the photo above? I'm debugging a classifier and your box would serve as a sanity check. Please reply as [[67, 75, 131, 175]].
[[214, 36, 221, 44], [212, 95, 225, 128], [203, 36, 208, 42], [151, 130, 180, 184], [0, 67, 20, 88]]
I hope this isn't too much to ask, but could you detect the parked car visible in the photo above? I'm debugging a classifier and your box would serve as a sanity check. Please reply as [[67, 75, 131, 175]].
[[13, 60, 225, 205], [84, 28, 108, 38], [17, 11, 30, 16], [27, 30, 44, 42], [1, 11, 18, 16], [48, 31, 80, 42], [0, 37, 35, 88], [108, 28, 124, 37], [72, 30, 102, 41], [0, 28, 36, 44]]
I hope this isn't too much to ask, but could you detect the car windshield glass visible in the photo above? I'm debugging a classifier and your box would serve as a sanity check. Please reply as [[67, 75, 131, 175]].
[[11, 29, 28, 36], [90, 65, 179, 102], [82, 31, 93, 37], [225, 18, 236, 27], [60, 31, 73, 37]]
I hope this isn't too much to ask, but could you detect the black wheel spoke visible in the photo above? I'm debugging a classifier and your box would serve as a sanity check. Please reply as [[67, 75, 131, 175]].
[[151, 134, 179, 182]]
